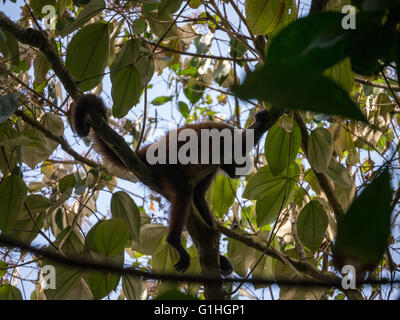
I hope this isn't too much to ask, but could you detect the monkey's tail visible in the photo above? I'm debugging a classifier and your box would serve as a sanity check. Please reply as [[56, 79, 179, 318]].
[[70, 94, 127, 172]]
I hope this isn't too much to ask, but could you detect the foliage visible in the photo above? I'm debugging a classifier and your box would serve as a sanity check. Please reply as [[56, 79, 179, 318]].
[[0, 0, 399, 300]]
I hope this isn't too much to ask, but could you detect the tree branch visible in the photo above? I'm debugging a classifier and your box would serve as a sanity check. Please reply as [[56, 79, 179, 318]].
[[217, 224, 364, 299], [0, 233, 379, 294], [0, 12, 81, 100]]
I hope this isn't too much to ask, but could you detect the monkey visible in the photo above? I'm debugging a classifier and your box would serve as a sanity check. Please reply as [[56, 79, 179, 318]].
[[70, 94, 277, 274]]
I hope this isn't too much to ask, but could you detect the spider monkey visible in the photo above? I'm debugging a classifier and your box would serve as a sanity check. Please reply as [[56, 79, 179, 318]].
[[70, 94, 276, 274]]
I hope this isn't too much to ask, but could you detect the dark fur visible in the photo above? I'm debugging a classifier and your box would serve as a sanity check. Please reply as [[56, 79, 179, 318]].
[[71, 94, 270, 274]]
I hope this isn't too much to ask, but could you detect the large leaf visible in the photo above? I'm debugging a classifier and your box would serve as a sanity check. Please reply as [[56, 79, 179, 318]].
[[297, 200, 328, 252], [324, 58, 354, 92], [243, 163, 299, 200], [0, 175, 27, 231], [132, 224, 167, 255], [111, 191, 141, 243], [2, 195, 48, 245], [59, 0, 106, 37], [0, 285, 23, 300], [33, 50, 51, 86], [209, 174, 239, 217], [265, 121, 301, 176], [227, 238, 257, 277], [152, 243, 180, 273], [353, 0, 400, 12], [245, 0, 288, 35], [66, 22, 109, 91], [0, 94, 19, 123], [111, 65, 142, 118], [43, 263, 84, 300], [87, 250, 123, 300], [121, 40, 154, 85], [54, 227, 85, 257], [40, 114, 64, 153], [266, 12, 348, 71], [0, 31, 19, 65], [256, 186, 294, 227], [122, 271, 142, 300], [333, 168, 393, 272], [94, 218, 130, 256], [110, 39, 154, 117], [308, 128, 333, 173], [326, 157, 352, 188], [158, 0, 182, 16], [235, 62, 365, 121], [21, 128, 52, 169]]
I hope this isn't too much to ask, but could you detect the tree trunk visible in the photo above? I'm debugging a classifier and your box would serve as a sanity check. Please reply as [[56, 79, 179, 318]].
[[186, 207, 225, 299]]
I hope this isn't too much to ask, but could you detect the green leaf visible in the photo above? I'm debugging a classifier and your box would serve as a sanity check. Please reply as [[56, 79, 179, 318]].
[[40, 114, 64, 153], [308, 128, 333, 173], [55, 227, 85, 257], [0, 261, 7, 279], [111, 65, 141, 118], [151, 95, 174, 106], [59, 174, 76, 194], [245, 0, 289, 35], [0, 175, 27, 231], [2, 195, 47, 245], [326, 157, 352, 188], [111, 39, 151, 82], [0, 285, 23, 300], [227, 238, 257, 277], [256, 186, 294, 227], [324, 58, 354, 92], [235, 62, 365, 122], [0, 94, 19, 123], [353, 0, 400, 12], [29, 0, 56, 17], [152, 242, 180, 273], [275, 248, 323, 299], [44, 263, 84, 300], [111, 191, 141, 243], [243, 163, 299, 200], [209, 174, 239, 217], [265, 12, 348, 71], [110, 39, 154, 116], [333, 168, 393, 272], [188, 0, 201, 9], [66, 22, 109, 91], [94, 218, 130, 256], [33, 50, 51, 86], [158, 0, 182, 16], [122, 271, 142, 300], [59, 0, 106, 37], [21, 128, 51, 169], [229, 37, 247, 59], [297, 200, 328, 252], [265, 121, 301, 176], [0, 31, 19, 66], [88, 268, 120, 300], [178, 101, 190, 118], [132, 224, 167, 255], [184, 82, 204, 104]]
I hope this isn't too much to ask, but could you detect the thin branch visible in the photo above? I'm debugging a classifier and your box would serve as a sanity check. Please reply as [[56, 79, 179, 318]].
[[0, 233, 391, 291]]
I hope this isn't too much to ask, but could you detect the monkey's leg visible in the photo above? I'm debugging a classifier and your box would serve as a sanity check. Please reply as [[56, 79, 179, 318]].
[[166, 190, 193, 273], [193, 173, 216, 227], [194, 173, 233, 276]]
